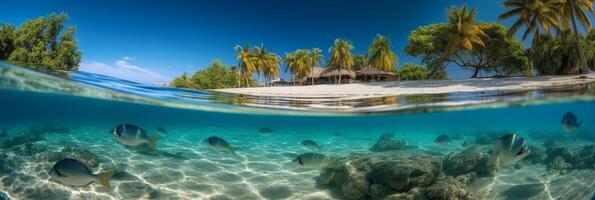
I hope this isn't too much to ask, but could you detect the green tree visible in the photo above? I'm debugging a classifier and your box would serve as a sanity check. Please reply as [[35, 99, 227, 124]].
[[5, 12, 81, 70], [352, 54, 368, 70], [328, 38, 354, 84], [437, 6, 487, 77], [51, 27, 81, 70], [170, 73, 197, 88], [531, 30, 590, 75], [309, 48, 324, 85], [253, 45, 281, 83], [0, 24, 15, 60], [499, 0, 559, 42], [284, 49, 312, 85], [405, 23, 530, 78], [556, 0, 593, 73], [191, 60, 239, 89], [368, 34, 399, 78], [397, 63, 447, 80], [587, 29, 595, 69], [234, 45, 258, 87]]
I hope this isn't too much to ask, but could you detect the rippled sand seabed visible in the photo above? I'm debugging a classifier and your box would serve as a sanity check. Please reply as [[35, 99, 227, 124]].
[[1, 126, 593, 200]]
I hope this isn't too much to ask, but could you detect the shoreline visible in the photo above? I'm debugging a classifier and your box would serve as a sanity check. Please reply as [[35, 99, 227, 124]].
[[215, 74, 595, 97]]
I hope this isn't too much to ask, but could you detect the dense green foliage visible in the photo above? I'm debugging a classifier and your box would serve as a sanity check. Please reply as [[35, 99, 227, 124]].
[[397, 63, 447, 80], [0, 12, 81, 71], [233, 44, 279, 87], [328, 39, 354, 84], [284, 49, 313, 82], [405, 23, 530, 78], [500, 0, 593, 74], [530, 29, 594, 75], [171, 60, 242, 89], [368, 34, 398, 72], [587, 30, 595, 69]]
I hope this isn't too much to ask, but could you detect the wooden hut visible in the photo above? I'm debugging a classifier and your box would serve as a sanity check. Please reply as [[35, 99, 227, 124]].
[[304, 66, 325, 85], [321, 66, 356, 84], [266, 78, 289, 86], [356, 68, 399, 82]]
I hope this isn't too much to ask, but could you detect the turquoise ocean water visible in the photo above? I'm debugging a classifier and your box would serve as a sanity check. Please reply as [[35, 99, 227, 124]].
[[0, 62, 594, 200]]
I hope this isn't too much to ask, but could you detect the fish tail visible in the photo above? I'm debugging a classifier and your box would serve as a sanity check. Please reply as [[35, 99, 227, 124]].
[[147, 134, 162, 152], [99, 171, 114, 191]]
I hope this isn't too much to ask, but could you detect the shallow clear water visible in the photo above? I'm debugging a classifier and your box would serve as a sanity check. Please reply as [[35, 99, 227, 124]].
[[0, 62, 594, 200]]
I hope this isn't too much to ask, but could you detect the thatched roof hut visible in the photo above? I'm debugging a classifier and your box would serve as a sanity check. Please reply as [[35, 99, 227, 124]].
[[356, 67, 398, 81], [321, 66, 356, 79], [306, 66, 325, 79], [266, 78, 289, 86]]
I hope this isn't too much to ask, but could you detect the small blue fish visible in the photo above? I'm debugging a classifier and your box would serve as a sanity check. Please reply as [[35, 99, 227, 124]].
[[49, 158, 113, 190], [112, 124, 161, 151]]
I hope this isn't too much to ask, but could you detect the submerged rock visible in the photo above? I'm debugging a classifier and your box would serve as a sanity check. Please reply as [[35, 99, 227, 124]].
[[443, 146, 498, 176], [319, 152, 442, 199], [546, 144, 595, 171], [370, 133, 408, 152], [521, 145, 545, 165], [424, 176, 480, 200]]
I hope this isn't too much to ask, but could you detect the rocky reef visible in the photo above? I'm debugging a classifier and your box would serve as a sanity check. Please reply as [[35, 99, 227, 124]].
[[319, 152, 479, 199], [442, 146, 498, 176], [546, 144, 595, 171], [370, 133, 408, 152]]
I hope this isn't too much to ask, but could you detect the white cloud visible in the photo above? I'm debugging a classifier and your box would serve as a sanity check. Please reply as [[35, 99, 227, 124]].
[[122, 56, 136, 61], [79, 58, 171, 84]]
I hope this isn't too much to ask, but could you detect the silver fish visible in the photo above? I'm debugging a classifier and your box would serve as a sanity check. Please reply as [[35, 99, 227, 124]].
[[112, 124, 161, 151], [561, 112, 581, 133], [203, 136, 236, 153], [495, 133, 531, 165], [292, 153, 329, 168], [301, 140, 321, 150], [49, 158, 113, 190]]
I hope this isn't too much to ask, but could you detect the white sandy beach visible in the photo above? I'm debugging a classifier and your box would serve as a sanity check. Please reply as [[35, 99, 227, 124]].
[[216, 74, 595, 97]]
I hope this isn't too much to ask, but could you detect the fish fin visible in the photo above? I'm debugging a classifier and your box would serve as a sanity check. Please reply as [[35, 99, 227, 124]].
[[147, 134, 161, 152], [99, 171, 114, 191]]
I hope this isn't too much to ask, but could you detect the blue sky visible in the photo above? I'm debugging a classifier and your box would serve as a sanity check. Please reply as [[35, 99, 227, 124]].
[[1, 0, 592, 83]]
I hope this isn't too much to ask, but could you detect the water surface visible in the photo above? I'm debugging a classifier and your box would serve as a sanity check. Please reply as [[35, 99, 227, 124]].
[[0, 62, 594, 199]]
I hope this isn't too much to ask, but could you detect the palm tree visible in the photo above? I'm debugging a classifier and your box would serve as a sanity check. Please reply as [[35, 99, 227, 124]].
[[499, 0, 559, 42], [234, 44, 257, 87], [309, 48, 324, 85], [438, 5, 487, 78], [556, 0, 593, 73], [283, 49, 312, 85], [253, 45, 281, 84], [368, 34, 398, 80], [328, 38, 354, 84]]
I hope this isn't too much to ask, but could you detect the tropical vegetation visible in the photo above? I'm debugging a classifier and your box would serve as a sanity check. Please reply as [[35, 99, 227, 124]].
[[170, 1, 594, 89], [0, 12, 81, 71], [171, 60, 242, 89], [398, 63, 447, 80], [328, 39, 355, 84]]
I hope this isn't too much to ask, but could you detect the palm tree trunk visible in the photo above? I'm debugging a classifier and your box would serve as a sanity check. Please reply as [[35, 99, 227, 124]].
[[570, 6, 591, 74], [471, 67, 480, 78], [338, 67, 342, 84], [311, 70, 314, 85]]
